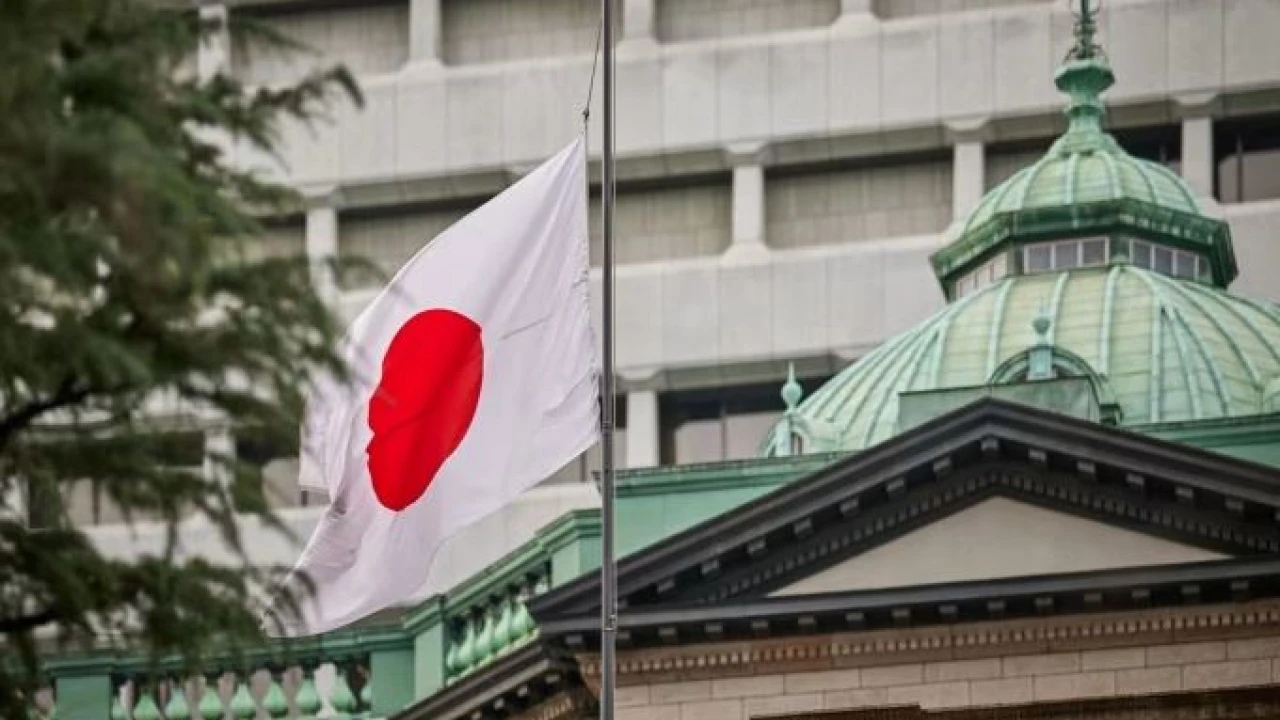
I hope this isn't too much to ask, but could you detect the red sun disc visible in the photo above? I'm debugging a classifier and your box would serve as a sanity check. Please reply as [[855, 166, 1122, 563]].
[[366, 309, 484, 511]]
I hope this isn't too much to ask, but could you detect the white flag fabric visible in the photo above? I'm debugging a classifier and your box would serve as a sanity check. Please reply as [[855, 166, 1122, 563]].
[[269, 138, 599, 636]]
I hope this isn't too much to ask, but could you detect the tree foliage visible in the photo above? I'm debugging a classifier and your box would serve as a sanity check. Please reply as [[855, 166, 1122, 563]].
[[0, 0, 360, 715]]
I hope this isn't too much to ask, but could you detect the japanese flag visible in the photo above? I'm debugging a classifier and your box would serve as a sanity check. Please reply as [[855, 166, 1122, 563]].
[[269, 138, 599, 636]]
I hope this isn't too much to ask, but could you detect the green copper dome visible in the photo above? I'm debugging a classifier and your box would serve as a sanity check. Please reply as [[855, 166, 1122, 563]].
[[760, 1, 1277, 459], [931, 2, 1235, 297], [761, 266, 1280, 456], [959, 136, 1198, 234]]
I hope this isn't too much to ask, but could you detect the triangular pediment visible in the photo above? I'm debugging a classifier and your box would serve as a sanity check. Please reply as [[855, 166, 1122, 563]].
[[532, 399, 1280, 621], [770, 497, 1228, 597]]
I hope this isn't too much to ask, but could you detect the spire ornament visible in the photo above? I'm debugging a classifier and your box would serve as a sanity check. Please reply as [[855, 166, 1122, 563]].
[[1067, 0, 1102, 62], [1055, 0, 1114, 140]]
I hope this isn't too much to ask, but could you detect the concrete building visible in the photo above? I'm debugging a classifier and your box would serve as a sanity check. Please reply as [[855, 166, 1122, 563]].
[[35, 0, 1280, 719]]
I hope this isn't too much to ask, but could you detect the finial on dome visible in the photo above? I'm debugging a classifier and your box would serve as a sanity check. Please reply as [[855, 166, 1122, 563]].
[[1032, 305, 1053, 344], [1069, 0, 1100, 62], [1028, 303, 1056, 381], [781, 362, 803, 411], [1055, 0, 1114, 138]]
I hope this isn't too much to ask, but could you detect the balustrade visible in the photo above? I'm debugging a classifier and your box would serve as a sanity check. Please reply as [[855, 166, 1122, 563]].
[[443, 566, 547, 683], [36, 655, 371, 720]]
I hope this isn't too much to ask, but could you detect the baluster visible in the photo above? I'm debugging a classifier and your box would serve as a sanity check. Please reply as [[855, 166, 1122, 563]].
[[475, 603, 496, 666], [132, 681, 160, 720], [456, 615, 477, 674], [30, 682, 56, 720], [493, 593, 513, 657], [328, 665, 356, 720], [511, 579, 535, 640], [164, 678, 191, 720], [294, 665, 322, 720], [443, 623, 462, 682], [227, 673, 255, 720], [197, 674, 224, 720], [109, 679, 129, 720], [359, 682, 372, 715], [260, 669, 287, 720]]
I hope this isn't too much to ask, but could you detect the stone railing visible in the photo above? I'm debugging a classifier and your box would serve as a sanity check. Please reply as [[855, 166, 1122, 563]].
[[40, 628, 406, 720], [442, 565, 549, 683], [105, 659, 369, 719]]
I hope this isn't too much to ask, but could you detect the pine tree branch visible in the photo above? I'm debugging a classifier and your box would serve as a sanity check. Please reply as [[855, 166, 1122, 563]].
[[0, 609, 56, 635], [0, 379, 132, 452], [0, 379, 90, 451]]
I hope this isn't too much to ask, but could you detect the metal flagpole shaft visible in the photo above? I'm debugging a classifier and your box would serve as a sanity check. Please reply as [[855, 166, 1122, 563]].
[[599, 0, 618, 717]]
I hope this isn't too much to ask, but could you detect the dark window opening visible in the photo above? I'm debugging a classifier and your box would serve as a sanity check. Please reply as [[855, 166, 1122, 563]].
[[659, 376, 831, 465], [1114, 124, 1182, 171], [1215, 114, 1280, 203]]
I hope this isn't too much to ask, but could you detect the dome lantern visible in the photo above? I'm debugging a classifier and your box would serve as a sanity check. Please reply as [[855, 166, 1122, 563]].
[[931, 0, 1237, 302]]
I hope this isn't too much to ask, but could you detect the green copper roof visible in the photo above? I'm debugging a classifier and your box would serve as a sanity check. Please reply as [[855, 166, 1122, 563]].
[[761, 266, 1280, 456], [930, 0, 1235, 295], [760, 2, 1268, 458]]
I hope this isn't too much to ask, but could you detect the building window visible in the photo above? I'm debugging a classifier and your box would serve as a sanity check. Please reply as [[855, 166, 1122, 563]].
[[657, 0, 839, 43], [232, 1, 409, 84], [1126, 239, 1205, 281], [1020, 237, 1108, 275], [58, 431, 205, 526], [1115, 124, 1182, 172], [767, 153, 953, 249], [1215, 115, 1280, 204], [660, 377, 829, 465], [236, 430, 315, 509], [954, 253, 1009, 297]]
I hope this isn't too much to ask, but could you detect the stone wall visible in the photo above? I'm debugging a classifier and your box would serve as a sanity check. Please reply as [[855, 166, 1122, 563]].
[[612, 636, 1280, 720], [984, 147, 1047, 192], [441, 0, 598, 65], [231, 1, 408, 84], [766, 159, 952, 249], [248, 220, 307, 262], [656, 0, 840, 43], [589, 181, 733, 265], [875, 0, 1052, 20], [338, 202, 477, 287]]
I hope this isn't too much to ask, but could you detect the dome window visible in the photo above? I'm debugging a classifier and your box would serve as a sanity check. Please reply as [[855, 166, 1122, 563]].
[[1021, 237, 1109, 275], [954, 253, 1009, 297], [1125, 239, 1206, 281]]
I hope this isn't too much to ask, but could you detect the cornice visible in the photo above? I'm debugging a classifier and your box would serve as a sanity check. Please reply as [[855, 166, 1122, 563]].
[[775, 686, 1280, 720], [689, 464, 1280, 605], [571, 600, 1280, 686], [509, 688, 595, 720]]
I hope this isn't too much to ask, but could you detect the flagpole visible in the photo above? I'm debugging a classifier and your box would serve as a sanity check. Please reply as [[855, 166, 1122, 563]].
[[598, 0, 618, 715]]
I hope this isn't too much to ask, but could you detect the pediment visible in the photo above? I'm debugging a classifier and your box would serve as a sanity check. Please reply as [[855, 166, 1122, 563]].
[[770, 497, 1228, 597], [532, 399, 1280, 622]]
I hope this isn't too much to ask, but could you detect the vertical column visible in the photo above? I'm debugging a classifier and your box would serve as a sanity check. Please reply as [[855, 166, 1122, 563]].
[[1177, 94, 1219, 200], [197, 4, 230, 81], [409, 0, 444, 67], [624, 389, 659, 468], [621, 0, 657, 49], [946, 119, 989, 222], [304, 189, 341, 306], [724, 143, 770, 262]]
